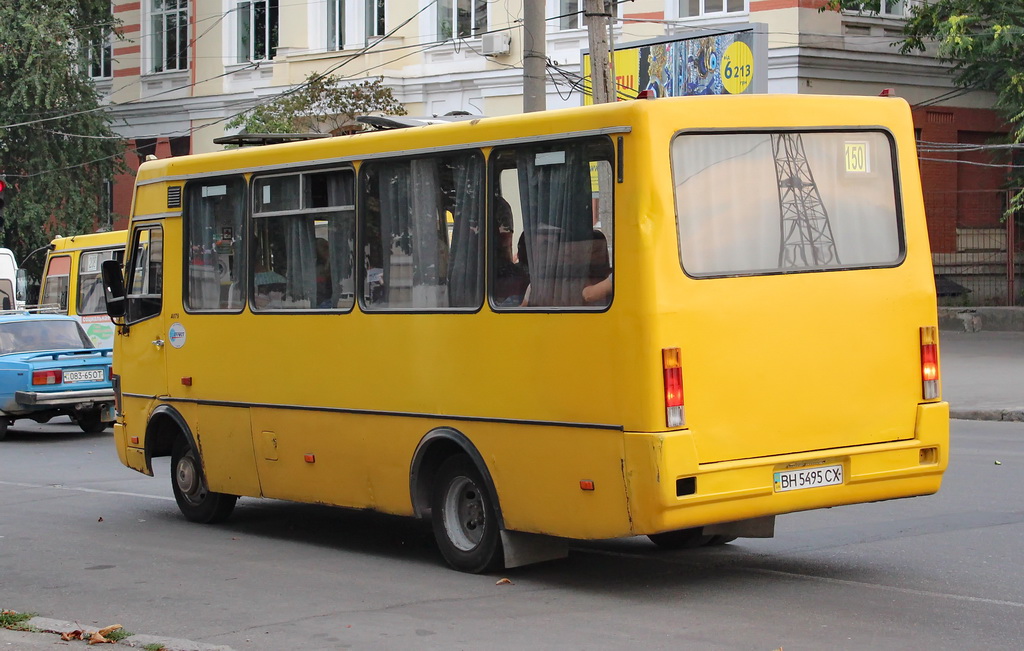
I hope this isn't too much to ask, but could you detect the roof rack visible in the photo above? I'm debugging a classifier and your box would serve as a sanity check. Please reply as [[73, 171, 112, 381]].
[[356, 113, 482, 131], [212, 132, 332, 147]]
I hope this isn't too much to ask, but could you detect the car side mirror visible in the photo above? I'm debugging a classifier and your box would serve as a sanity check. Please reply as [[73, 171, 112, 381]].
[[101, 259, 126, 319]]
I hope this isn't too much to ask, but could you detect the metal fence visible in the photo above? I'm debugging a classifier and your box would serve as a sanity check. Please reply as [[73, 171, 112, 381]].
[[934, 194, 1023, 306]]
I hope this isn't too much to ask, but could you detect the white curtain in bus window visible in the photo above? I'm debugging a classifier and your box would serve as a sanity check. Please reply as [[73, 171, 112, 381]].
[[252, 168, 355, 311], [491, 137, 614, 309], [185, 178, 246, 310], [672, 131, 902, 276], [362, 152, 483, 310]]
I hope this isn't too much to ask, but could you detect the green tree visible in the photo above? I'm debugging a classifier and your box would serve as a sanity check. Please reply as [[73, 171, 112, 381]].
[[0, 0, 124, 281], [824, 0, 1024, 214], [227, 74, 407, 136]]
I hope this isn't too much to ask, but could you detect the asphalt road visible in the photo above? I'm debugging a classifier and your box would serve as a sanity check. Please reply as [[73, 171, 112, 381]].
[[1, 417, 1022, 650]]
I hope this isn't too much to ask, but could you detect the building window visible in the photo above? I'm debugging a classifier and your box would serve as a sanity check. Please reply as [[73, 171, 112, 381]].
[[237, 0, 279, 63], [559, 0, 580, 30], [438, 0, 486, 39], [850, 0, 905, 16], [327, 0, 344, 50], [88, 35, 113, 79], [367, 0, 385, 37], [679, 0, 746, 18], [152, 0, 188, 72]]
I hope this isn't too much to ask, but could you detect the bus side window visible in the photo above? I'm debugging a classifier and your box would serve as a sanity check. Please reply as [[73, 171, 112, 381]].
[[185, 178, 246, 312], [361, 152, 484, 311], [125, 227, 162, 324], [251, 168, 355, 311], [41, 255, 72, 313], [490, 137, 615, 310]]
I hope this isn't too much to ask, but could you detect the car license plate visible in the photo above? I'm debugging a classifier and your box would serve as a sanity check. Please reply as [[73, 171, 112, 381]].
[[773, 464, 844, 492], [63, 369, 105, 383]]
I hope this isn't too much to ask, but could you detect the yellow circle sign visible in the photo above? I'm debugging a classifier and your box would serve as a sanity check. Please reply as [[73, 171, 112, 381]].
[[720, 41, 754, 95]]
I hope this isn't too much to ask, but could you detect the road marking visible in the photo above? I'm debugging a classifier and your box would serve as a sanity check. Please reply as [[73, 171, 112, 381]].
[[746, 567, 1024, 609], [0, 480, 175, 501], [581, 548, 1024, 609]]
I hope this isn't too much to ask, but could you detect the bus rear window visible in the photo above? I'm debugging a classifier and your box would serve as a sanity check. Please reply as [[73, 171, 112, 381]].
[[672, 130, 904, 277]]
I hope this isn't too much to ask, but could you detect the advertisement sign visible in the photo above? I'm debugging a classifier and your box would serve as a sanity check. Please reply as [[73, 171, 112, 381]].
[[583, 24, 768, 104]]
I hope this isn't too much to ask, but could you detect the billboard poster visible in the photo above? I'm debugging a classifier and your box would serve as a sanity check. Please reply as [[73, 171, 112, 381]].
[[583, 24, 768, 104]]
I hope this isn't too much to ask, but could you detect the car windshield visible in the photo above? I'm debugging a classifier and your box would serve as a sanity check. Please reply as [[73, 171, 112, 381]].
[[0, 320, 93, 354]]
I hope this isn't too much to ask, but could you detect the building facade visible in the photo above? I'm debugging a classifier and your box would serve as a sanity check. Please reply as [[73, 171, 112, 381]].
[[94, 0, 1019, 303]]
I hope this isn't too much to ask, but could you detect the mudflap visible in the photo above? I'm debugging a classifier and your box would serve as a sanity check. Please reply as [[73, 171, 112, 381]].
[[500, 530, 570, 569]]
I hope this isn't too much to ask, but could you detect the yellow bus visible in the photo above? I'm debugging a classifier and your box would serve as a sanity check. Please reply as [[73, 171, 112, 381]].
[[101, 94, 948, 573], [40, 231, 127, 347]]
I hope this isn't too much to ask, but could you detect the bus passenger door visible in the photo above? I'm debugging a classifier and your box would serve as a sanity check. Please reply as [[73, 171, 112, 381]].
[[119, 225, 169, 437]]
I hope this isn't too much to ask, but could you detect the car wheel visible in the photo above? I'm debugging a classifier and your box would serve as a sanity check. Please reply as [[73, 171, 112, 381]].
[[647, 527, 713, 549], [0, 419, 8, 441], [170, 437, 237, 524], [431, 454, 504, 574], [76, 410, 107, 434]]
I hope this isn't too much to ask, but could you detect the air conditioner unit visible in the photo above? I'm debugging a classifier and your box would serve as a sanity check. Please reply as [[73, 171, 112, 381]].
[[481, 32, 511, 56]]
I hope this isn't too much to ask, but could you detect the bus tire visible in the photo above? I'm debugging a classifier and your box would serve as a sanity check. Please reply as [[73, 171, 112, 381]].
[[706, 535, 737, 546], [170, 437, 236, 524], [647, 527, 713, 549], [431, 454, 504, 574]]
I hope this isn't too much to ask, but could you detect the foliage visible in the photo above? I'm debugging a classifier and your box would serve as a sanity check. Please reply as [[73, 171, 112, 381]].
[[226, 74, 407, 136], [823, 0, 1024, 215], [0, 609, 35, 630], [0, 0, 125, 280]]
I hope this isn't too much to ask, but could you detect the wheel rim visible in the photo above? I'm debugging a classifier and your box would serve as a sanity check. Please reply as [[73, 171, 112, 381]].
[[442, 475, 486, 552], [175, 452, 207, 505]]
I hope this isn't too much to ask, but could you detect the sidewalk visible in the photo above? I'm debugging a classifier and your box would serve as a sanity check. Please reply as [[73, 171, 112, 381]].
[[939, 330, 1024, 421], [0, 617, 233, 650]]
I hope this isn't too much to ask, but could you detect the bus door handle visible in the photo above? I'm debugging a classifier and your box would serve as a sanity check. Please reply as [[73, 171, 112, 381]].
[[152, 338, 165, 348]]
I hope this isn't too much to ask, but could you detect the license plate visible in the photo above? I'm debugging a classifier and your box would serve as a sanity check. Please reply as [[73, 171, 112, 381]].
[[774, 464, 844, 492], [63, 369, 105, 383]]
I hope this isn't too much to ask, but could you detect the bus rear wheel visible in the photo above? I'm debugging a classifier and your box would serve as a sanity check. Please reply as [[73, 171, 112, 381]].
[[431, 455, 504, 574], [170, 437, 237, 524], [647, 527, 713, 549]]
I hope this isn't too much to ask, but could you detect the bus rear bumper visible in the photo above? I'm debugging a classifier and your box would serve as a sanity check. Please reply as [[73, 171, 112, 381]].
[[623, 401, 949, 536]]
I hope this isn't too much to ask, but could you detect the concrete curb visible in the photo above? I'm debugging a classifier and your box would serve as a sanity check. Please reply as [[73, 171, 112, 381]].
[[20, 616, 235, 651], [938, 307, 1024, 332], [950, 408, 1024, 423]]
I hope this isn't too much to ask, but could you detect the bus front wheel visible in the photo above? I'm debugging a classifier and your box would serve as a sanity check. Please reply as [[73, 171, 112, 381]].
[[170, 437, 237, 524], [431, 455, 504, 574]]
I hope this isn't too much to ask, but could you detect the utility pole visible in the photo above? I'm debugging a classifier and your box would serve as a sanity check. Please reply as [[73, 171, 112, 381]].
[[522, 0, 546, 112], [584, 0, 614, 104]]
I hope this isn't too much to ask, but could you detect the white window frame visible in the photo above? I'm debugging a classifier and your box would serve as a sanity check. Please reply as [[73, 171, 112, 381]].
[[150, 0, 189, 73], [88, 33, 113, 79], [676, 0, 748, 20], [366, 0, 385, 38], [437, 0, 487, 40], [236, 0, 279, 63], [847, 0, 906, 16], [556, 0, 581, 31]]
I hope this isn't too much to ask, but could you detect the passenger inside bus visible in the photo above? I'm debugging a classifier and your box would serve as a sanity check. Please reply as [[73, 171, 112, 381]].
[[492, 198, 528, 306]]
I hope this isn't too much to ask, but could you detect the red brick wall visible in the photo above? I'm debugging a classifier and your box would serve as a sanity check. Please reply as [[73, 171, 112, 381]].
[[912, 106, 1009, 253]]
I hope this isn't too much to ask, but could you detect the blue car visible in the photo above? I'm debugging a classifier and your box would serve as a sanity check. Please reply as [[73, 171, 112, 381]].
[[0, 313, 114, 439]]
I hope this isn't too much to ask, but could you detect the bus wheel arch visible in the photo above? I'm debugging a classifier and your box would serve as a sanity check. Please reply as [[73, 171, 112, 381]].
[[410, 428, 506, 573], [147, 405, 237, 524]]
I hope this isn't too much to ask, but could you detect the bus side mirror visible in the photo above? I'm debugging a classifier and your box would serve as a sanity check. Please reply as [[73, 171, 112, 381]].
[[15, 269, 27, 305], [101, 259, 126, 318]]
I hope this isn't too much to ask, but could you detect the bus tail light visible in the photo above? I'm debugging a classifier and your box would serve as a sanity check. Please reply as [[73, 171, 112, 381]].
[[33, 370, 62, 385], [920, 326, 939, 400], [662, 347, 684, 427]]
